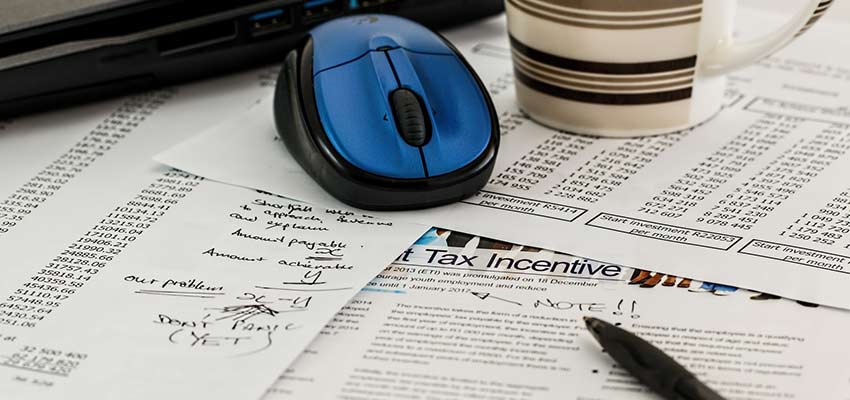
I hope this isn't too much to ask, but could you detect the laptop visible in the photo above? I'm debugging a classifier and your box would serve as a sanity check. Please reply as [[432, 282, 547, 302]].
[[0, 0, 504, 118]]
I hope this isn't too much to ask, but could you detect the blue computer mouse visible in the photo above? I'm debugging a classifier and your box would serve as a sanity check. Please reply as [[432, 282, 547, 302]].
[[274, 14, 499, 211]]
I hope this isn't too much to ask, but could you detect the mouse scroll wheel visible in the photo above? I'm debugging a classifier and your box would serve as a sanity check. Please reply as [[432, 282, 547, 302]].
[[390, 89, 430, 147]]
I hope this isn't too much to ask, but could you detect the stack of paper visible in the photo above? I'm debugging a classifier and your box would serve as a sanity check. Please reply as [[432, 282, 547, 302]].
[[1, 6, 850, 400]]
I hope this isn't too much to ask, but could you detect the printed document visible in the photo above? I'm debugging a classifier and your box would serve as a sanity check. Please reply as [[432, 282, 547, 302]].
[[155, 12, 850, 309], [262, 229, 850, 400], [0, 68, 426, 399]]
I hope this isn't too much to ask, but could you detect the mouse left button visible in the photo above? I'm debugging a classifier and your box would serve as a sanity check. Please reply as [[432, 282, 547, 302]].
[[312, 54, 426, 179]]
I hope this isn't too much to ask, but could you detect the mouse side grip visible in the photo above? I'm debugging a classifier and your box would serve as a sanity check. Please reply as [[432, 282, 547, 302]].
[[276, 47, 342, 192], [274, 50, 315, 169]]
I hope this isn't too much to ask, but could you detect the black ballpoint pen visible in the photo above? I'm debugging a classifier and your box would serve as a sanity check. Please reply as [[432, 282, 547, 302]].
[[584, 317, 726, 400]]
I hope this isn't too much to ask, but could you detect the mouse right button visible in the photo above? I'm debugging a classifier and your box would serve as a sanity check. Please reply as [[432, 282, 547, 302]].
[[405, 52, 494, 177]]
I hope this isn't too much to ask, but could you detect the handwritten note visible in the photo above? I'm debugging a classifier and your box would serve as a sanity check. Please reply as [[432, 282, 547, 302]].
[[0, 176, 427, 400]]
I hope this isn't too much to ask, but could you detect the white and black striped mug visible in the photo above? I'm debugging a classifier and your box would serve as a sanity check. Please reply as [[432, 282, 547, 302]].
[[506, 0, 833, 137]]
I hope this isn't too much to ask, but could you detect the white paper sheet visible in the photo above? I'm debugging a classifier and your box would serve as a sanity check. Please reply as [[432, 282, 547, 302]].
[[154, 12, 850, 309], [261, 231, 850, 400], [0, 68, 427, 399]]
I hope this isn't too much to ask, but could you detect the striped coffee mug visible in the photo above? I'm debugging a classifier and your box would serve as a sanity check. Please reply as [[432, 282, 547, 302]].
[[506, 0, 833, 137]]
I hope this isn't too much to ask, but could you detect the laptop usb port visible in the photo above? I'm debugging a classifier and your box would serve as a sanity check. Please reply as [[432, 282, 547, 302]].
[[302, 0, 342, 22], [249, 8, 292, 37]]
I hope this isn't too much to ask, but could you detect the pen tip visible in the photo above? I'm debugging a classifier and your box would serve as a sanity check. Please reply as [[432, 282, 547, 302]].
[[583, 316, 604, 342]]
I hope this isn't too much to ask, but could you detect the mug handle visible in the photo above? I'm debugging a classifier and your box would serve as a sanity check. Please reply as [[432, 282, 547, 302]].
[[703, 0, 832, 75]]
